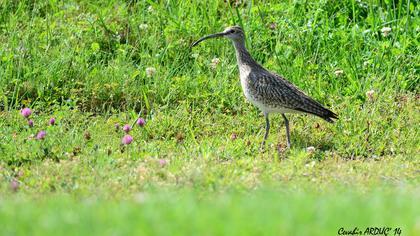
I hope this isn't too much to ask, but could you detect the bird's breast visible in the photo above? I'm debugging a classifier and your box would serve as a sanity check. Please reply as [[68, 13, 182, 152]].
[[238, 65, 253, 100], [238, 65, 268, 111]]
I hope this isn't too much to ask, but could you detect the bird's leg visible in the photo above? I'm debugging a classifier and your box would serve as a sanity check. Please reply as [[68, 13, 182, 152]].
[[282, 114, 291, 148], [261, 112, 270, 148]]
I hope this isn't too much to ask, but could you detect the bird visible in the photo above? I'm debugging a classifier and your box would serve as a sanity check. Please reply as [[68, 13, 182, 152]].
[[192, 26, 337, 148]]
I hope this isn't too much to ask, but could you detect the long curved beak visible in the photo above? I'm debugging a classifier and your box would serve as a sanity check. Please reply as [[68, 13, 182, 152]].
[[191, 32, 227, 47]]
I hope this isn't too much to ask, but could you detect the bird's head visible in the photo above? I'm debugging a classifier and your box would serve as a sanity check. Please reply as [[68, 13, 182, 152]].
[[192, 26, 245, 47]]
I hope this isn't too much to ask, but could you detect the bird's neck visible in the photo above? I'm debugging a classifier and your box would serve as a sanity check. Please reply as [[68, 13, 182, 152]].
[[232, 40, 258, 67]]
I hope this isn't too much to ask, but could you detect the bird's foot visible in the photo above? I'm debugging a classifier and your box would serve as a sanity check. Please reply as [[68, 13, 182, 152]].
[[260, 141, 267, 152]]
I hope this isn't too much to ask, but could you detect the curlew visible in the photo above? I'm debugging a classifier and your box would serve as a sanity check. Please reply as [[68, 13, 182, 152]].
[[192, 26, 337, 148]]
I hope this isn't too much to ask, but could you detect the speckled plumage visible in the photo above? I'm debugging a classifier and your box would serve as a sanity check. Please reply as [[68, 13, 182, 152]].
[[192, 26, 337, 148], [239, 63, 337, 122]]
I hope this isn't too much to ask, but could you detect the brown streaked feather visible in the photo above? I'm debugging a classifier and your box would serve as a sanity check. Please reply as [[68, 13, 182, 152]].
[[251, 71, 338, 122]]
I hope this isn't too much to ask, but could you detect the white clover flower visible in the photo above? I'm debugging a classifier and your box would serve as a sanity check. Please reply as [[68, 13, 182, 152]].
[[191, 53, 199, 59], [334, 69, 344, 76], [210, 57, 220, 70], [147, 6, 154, 13], [139, 24, 148, 30], [306, 146, 316, 153], [366, 89, 375, 101], [145, 67, 156, 77], [381, 27, 391, 37], [306, 20, 312, 29], [363, 61, 370, 67]]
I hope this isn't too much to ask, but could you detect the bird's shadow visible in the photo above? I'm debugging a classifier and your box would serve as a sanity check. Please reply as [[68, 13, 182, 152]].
[[265, 131, 335, 160], [291, 131, 335, 151], [267, 116, 336, 153]]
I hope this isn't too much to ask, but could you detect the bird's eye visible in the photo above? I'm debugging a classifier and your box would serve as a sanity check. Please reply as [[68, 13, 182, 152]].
[[228, 29, 235, 34]]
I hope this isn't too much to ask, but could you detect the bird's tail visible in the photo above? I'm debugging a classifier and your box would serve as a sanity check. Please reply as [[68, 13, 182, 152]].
[[319, 108, 338, 123], [296, 98, 338, 123]]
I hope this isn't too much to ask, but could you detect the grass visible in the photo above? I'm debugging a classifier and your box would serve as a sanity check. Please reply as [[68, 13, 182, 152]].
[[0, 0, 419, 235], [1, 190, 419, 236]]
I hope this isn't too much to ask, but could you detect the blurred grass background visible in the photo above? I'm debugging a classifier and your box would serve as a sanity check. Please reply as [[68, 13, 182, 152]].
[[0, 0, 418, 113], [1, 189, 419, 236]]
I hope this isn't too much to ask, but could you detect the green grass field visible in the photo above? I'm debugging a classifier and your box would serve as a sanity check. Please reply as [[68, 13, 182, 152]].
[[0, 0, 419, 235]]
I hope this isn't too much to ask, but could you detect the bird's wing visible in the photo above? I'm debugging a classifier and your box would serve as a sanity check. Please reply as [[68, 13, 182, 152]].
[[254, 72, 338, 122]]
